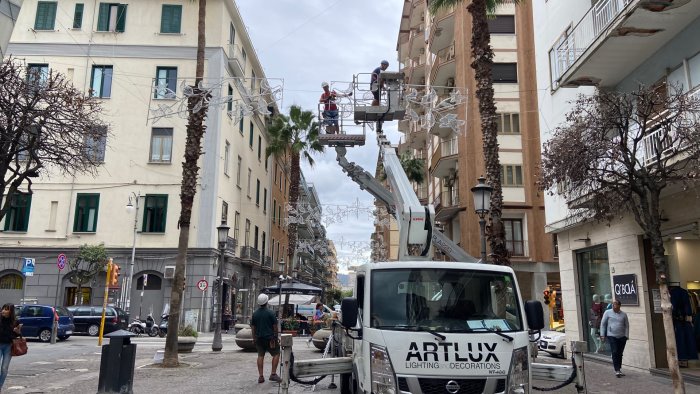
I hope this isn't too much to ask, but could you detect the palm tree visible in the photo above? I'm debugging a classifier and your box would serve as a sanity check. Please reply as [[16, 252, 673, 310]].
[[430, 0, 515, 265], [163, 0, 209, 367], [399, 151, 425, 184], [265, 105, 324, 284]]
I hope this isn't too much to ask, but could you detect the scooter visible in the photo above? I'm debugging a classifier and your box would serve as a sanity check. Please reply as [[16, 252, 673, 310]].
[[145, 313, 159, 337], [158, 313, 168, 338], [128, 318, 146, 336]]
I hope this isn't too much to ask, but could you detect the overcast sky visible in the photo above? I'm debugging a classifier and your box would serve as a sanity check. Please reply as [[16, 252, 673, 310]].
[[237, 0, 404, 271]]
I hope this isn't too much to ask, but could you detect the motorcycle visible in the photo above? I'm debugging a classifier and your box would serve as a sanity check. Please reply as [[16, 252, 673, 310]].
[[128, 318, 146, 336], [129, 314, 159, 337], [158, 313, 168, 338], [145, 313, 159, 337]]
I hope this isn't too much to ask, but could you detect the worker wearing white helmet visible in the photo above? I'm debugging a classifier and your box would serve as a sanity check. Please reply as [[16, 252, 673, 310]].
[[319, 81, 351, 134], [371, 60, 390, 106], [251, 293, 281, 383]]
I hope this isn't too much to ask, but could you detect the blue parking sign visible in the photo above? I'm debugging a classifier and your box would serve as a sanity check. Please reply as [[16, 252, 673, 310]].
[[22, 258, 35, 277]]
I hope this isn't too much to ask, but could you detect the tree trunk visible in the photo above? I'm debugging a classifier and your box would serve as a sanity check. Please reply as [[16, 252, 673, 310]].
[[468, 0, 509, 265], [163, 0, 208, 368], [651, 240, 686, 393], [287, 152, 301, 275]]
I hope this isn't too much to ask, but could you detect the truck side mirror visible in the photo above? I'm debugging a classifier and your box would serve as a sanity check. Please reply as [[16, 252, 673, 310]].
[[340, 297, 358, 329], [524, 300, 545, 330]]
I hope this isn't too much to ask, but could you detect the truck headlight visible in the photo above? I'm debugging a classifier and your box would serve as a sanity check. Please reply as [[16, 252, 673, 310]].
[[508, 346, 529, 394], [370, 344, 397, 394]]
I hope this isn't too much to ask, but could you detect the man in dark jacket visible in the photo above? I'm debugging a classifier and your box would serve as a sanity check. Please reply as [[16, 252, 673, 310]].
[[251, 294, 281, 383]]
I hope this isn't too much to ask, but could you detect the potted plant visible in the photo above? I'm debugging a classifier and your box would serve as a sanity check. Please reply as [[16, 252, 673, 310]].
[[177, 325, 198, 353], [281, 319, 300, 336]]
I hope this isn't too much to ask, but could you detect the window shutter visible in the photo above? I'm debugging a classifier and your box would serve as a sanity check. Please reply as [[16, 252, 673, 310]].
[[170, 5, 182, 34], [35, 2, 57, 30], [73, 4, 84, 29], [487, 15, 515, 34], [116, 4, 127, 32], [492, 63, 518, 83], [97, 3, 109, 31]]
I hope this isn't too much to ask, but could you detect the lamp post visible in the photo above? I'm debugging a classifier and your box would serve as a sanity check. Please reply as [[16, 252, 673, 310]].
[[276, 260, 285, 333], [471, 176, 493, 263], [212, 223, 230, 352], [123, 192, 140, 312]]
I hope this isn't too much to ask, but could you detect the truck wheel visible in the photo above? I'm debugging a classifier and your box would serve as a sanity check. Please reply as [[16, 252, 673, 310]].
[[340, 373, 351, 394]]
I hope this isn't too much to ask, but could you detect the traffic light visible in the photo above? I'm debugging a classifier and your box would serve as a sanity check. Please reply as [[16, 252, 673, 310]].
[[543, 289, 550, 305], [110, 263, 120, 287]]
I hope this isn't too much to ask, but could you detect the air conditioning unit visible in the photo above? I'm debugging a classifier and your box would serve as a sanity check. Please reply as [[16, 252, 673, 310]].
[[164, 266, 176, 279]]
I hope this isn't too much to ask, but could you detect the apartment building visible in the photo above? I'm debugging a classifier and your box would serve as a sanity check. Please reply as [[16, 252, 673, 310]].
[[0, 0, 279, 328], [0, 0, 21, 57], [395, 1, 557, 301], [533, 0, 700, 371]]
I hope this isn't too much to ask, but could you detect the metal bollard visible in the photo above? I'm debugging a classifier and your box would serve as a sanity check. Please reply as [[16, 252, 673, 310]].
[[570, 341, 587, 393], [280, 334, 293, 394], [98, 329, 137, 394]]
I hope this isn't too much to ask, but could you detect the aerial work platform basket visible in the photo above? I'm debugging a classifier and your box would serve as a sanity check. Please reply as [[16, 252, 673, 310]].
[[353, 71, 406, 123], [317, 98, 366, 147]]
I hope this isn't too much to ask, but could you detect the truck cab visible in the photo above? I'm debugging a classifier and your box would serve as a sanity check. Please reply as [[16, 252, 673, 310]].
[[341, 261, 539, 394]]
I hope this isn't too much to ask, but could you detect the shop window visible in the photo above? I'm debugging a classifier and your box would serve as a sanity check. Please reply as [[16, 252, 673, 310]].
[[0, 273, 23, 289], [577, 246, 612, 355], [65, 287, 92, 306]]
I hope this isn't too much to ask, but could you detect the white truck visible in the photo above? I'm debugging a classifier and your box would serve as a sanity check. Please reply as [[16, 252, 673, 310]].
[[311, 74, 546, 394]]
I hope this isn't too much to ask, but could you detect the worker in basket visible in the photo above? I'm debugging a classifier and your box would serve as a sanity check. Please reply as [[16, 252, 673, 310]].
[[319, 81, 350, 134]]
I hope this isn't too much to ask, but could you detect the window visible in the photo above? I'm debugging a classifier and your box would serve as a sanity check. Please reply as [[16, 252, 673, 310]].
[[229, 23, 235, 45], [34, 1, 57, 30], [227, 85, 233, 112], [236, 156, 242, 187], [257, 135, 262, 160], [241, 48, 247, 69], [239, 113, 244, 134], [3, 193, 31, 232], [150, 128, 173, 163], [577, 246, 611, 354], [224, 141, 230, 176], [552, 233, 559, 258], [85, 127, 107, 162], [492, 63, 518, 83], [274, 164, 278, 184], [249, 121, 254, 148], [73, 4, 84, 29], [273, 200, 277, 223], [222, 201, 228, 224], [142, 195, 167, 233], [255, 179, 260, 206], [495, 113, 520, 134], [278, 205, 282, 226], [234, 211, 240, 240], [247, 169, 252, 198], [254, 226, 259, 249], [503, 219, 524, 256], [487, 15, 515, 34], [160, 4, 182, 34], [501, 165, 523, 186], [244, 219, 251, 246], [154, 67, 177, 99], [261, 232, 266, 260], [73, 193, 99, 232], [27, 64, 49, 89], [549, 27, 572, 90], [251, 70, 256, 91], [263, 188, 267, 214], [97, 3, 128, 32], [90, 65, 113, 98]]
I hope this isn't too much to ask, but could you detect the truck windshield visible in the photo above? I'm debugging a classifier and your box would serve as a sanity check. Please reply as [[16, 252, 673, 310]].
[[370, 268, 522, 332]]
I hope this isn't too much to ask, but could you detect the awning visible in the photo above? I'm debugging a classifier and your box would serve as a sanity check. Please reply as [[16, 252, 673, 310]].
[[262, 280, 323, 296], [268, 294, 317, 305]]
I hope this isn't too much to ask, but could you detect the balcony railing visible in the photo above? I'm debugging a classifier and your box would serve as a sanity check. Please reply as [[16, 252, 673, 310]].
[[441, 189, 459, 208], [263, 256, 272, 269], [225, 237, 238, 257], [431, 42, 456, 84], [240, 246, 261, 263], [441, 138, 458, 157], [552, 0, 632, 83], [226, 43, 245, 76]]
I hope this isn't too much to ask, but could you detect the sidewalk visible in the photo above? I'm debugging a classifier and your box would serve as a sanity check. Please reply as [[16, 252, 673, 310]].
[[7, 333, 700, 393]]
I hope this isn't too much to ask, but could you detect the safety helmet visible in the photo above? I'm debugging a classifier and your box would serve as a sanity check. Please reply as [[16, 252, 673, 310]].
[[381, 60, 389, 66], [257, 293, 269, 306], [321, 81, 329, 88]]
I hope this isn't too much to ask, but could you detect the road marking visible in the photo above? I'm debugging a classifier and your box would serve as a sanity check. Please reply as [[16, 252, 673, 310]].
[[57, 359, 88, 362], [73, 369, 89, 372], [31, 361, 53, 365]]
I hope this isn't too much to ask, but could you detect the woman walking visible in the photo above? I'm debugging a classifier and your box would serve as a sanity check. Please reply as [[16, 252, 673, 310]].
[[0, 303, 21, 390]]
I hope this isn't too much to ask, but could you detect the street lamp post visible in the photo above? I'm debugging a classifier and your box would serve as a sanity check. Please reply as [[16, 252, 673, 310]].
[[123, 192, 140, 313], [212, 223, 230, 352], [471, 176, 493, 263]]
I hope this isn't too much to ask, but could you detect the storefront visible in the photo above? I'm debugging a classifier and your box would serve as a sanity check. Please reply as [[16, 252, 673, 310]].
[[577, 245, 613, 355]]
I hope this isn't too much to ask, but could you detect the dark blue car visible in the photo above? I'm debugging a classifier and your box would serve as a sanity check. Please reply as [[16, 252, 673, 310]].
[[14, 305, 75, 342]]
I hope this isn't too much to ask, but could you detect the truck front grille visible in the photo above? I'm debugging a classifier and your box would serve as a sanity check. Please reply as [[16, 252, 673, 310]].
[[417, 378, 486, 394]]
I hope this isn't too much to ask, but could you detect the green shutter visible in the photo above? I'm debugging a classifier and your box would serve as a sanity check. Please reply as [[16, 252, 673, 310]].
[[161, 5, 182, 34], [73, 4, 84, 29], [97, 3, 109, 31], [4, 194, 31, 232], [116, 4, 127, 32], [35, 2, 57, 30]]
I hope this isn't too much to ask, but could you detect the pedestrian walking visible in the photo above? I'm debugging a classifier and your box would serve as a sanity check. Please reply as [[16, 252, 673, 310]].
[[0, 303, 21, 390], [307, 303, 325, 345], [222, 307, 233, 334], [251, 294, 281, 384], [600, 300, 630, 377]]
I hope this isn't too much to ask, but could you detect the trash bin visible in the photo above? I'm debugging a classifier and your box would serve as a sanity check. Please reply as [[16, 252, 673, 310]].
[[98, 329, 137, 394]]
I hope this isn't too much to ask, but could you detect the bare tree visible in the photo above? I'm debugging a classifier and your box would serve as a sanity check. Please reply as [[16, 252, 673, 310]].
[[539, 85, 700, 394], [0, 57, 108, 222]]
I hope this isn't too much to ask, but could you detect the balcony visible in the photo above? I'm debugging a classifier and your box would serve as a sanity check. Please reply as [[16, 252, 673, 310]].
[[429, 5, 455, 53], [408, 24, 426, 59], [239, 246, 260, 265], [552, 0, 700, 88], [406, 54, 427, 85], [226, 44, 246, 78], [435, 189, 460, 222], [407, 123, 428, 150], [431, 43, 456, 86], [430, 94, 460, 138], [430, 138, 459, 178], [416, 185, 428, 204], [262, 256, 272, 270], [224, 237, 238, 258]]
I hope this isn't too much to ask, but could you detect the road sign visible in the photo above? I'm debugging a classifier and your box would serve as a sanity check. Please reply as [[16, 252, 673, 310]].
[[57, 254, 67, 270], [21, 258, 35, 277], [197, 279, 208, 292]]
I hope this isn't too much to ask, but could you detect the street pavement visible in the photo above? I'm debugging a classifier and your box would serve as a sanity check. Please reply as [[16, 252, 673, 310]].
[[4, 333, 700, 393]]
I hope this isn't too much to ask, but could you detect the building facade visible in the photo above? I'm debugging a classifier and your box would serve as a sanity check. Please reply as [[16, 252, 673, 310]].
[[0, 0, 284, 328], [0, 0, 21, 58], [394, 1, 558, 303], [533, 0, 700, 371]]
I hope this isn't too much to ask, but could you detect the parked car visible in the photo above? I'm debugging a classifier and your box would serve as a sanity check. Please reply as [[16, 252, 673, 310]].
[[539, 326, 566, 358], [14, 305, 75, 342], [67, 306, 129, 336]]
